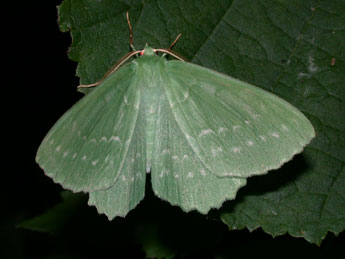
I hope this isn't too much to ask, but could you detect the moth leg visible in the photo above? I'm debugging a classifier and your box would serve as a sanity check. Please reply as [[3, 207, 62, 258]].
[[78, 81, 102, 88]]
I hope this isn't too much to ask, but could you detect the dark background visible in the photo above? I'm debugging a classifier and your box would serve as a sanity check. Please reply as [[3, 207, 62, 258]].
[[4, 1, 343, 258]]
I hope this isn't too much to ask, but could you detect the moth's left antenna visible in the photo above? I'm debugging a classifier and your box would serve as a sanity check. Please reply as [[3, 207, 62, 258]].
[[126, 12, 135, 51], [78, 12, 140, 89]]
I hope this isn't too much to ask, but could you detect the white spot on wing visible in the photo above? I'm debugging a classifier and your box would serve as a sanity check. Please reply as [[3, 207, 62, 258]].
[[280, 158, 288, 164], [183, 154, 189, 160], [212, 146, 223, 157], [233, 125, 241, 131], [232, 147, 240, 153], [272, 132, 280, 138], [172, 155, 178, 160], [259, 135, 266, 142], [92, 159, 99, 166], [82, 155, 87, 161], [124, 96, 128, 104], [201, 84, 216, 94], [100, 136, 107, 142], [200, 169, 206, 176], [247, 140, 254, 146], [281, 124, 289, 131], [199, 129, 215, 137], [148, 105, 155, 114], [245, 120, 250, 125], [185, 134, 192, 140], [183, 91, 189, 101], [218, 127, 228, 134], [159, 170, 169, 178], [187, 172, 194, 178], [109, 136, 121, 143]]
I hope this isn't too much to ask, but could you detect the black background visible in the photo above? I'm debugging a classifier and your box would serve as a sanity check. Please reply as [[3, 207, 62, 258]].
[[4, 1, 344, 258]]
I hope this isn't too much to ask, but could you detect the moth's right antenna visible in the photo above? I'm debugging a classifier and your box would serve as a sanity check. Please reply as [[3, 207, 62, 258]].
[[159, 33, 184, 60], [169, 33, 182, 50], [126, 12, 135, 51]]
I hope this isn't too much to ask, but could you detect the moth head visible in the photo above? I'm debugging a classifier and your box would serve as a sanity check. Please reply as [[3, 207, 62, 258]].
[[140, 45, 155, 56]]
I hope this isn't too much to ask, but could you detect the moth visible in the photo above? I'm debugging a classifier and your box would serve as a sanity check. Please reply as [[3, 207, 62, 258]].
[[36, 13, 315, 219]]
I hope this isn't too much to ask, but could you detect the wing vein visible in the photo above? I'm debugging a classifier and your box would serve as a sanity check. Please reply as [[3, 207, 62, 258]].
[[115, 76, 142, 185], [171, 72, 264, 171], [162, 73, 216, 175]]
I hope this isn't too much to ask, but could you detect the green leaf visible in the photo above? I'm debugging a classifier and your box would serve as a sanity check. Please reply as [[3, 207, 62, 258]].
[[17, 191, 87, 234], [57, 0, 344, 245], [136, 222, 176, 259]]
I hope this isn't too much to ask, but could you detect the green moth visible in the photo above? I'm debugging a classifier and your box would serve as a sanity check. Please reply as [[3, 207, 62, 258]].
[[36, 14, 315, 220]]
